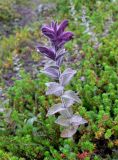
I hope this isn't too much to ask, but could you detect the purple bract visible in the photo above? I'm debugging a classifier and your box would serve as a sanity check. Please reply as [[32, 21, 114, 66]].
[[37, 20, 73, 61]]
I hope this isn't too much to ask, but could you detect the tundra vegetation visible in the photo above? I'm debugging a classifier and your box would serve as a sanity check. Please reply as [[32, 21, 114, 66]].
[[0, 0, 118, 160]]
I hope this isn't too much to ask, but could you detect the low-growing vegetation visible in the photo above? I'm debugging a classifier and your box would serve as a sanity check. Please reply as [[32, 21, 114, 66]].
[[0, 0, 118, 159]]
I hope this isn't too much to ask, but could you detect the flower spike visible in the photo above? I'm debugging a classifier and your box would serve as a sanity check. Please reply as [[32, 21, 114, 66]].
[[36, 20, 87, 138]]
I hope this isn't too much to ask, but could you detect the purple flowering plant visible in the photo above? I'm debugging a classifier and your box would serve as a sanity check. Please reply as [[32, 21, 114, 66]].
[[37, 20, 87, 138]]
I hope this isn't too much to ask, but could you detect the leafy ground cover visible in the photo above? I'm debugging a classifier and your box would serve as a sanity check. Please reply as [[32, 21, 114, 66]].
[[0, 0, 118, 159]]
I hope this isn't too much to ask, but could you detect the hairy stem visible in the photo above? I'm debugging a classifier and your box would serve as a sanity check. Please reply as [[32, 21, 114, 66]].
[[58, 65, 72, 118]]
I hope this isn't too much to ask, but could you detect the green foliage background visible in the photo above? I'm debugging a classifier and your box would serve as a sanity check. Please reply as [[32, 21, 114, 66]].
[[0, 0, 118, 159]]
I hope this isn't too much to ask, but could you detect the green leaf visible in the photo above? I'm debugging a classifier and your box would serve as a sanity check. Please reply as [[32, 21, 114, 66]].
[[105, 129, 112, 139]]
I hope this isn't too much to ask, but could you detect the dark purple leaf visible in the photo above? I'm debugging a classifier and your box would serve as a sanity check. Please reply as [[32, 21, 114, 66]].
[[53, 21, 58, 33], [37, 46, 56, 60], [40, 20, 74, 50], [42, 26, 55, 39], [59, 31, 73, 42], [57, 20, 68, 35]]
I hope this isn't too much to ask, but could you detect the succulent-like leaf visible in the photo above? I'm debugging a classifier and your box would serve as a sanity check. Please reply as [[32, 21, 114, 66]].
[[41, 66, 59, 79], [60, 68, 76, 86], [61, 126, 78, 138], [47, 103, 65, 116], [62, 90, 81, 103], [46, 82, 64, 96]]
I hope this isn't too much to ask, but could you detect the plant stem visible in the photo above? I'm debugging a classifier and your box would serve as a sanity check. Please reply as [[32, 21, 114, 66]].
[[58, 65, 72, 118]]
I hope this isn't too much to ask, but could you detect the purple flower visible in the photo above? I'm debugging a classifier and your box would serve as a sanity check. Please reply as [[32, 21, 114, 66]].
[[42, 20, 73, 50]]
